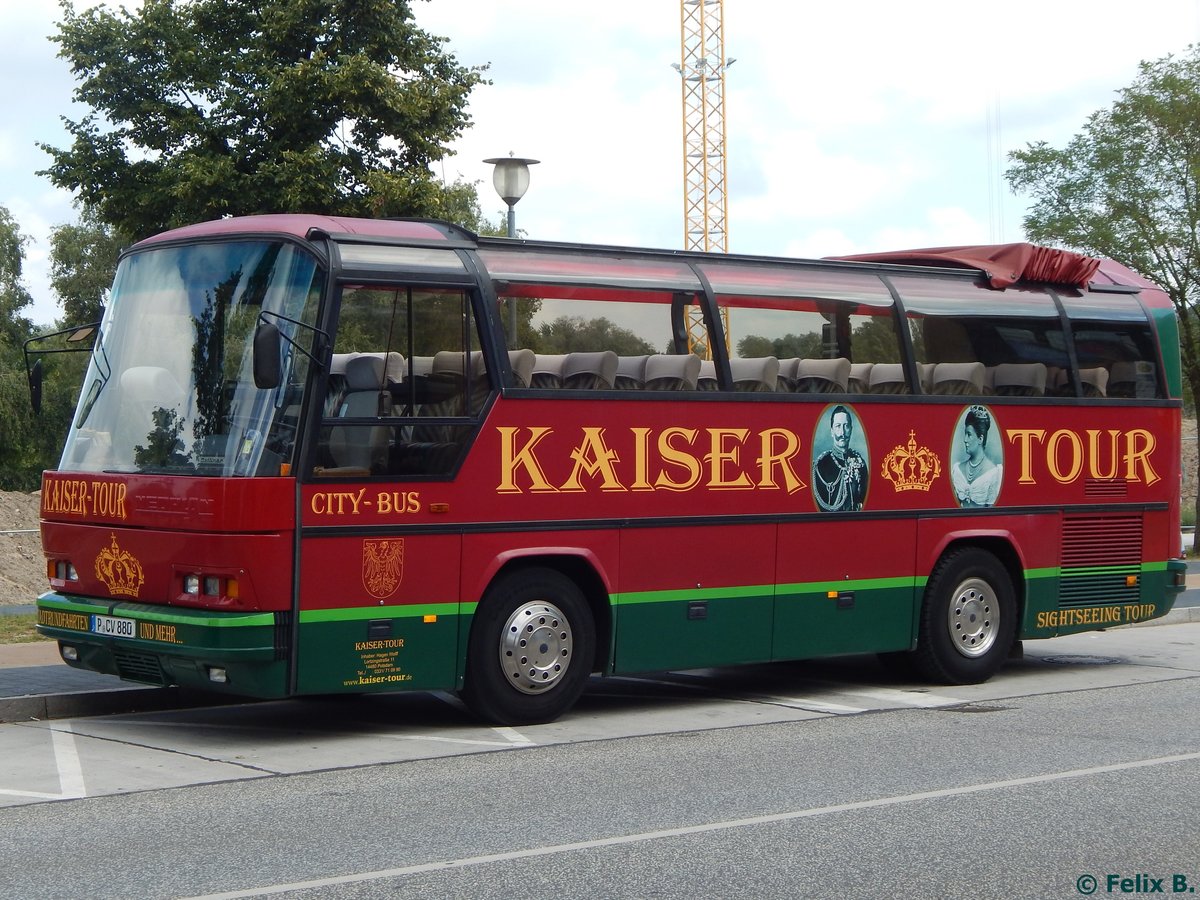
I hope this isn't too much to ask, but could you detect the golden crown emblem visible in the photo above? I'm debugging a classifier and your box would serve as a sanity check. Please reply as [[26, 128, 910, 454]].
[[94, 533, 145, 598], [881, 431, 942, 492]]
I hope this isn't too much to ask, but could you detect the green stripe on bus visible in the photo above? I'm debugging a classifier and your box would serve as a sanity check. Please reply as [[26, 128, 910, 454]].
[[1061, 565, 1137, 577], [606, 561, 1171, 609], [299, 603, 461, 624], [38, 594, 275, 627], [611, 584, 772, 606], [613, 574, 921, 607], [776, 575, 921, 596], [1036, 561, 1166, 579]]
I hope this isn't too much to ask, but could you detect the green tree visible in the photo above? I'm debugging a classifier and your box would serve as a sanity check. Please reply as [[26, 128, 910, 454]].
[[49, 207, 127, 325], [40, 0, 486, 241], [0, 206, 100, 490], [851, 317, 902, 363], [0, 207, 54, 489], [437, 178, 506, 236], [0, 207, 34, 347], [534, 316, 657, 355], [1005, 44, 1200, 524], [736, 332, 822, 359]]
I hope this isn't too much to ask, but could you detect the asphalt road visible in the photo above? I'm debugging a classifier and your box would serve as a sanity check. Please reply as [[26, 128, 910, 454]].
[[1, 623, 1198, 899]]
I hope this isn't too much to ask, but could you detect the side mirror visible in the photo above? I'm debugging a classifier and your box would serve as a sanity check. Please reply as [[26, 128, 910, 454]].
[[252, 321, 282, 389], [29, 358, 43, 415]]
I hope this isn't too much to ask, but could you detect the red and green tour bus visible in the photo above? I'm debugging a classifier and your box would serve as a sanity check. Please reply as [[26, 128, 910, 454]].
[[32, 215, 1187, 723]]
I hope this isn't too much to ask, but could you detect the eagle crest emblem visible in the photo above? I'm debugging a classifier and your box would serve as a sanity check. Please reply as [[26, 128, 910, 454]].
[[362, 539, 404, 600]]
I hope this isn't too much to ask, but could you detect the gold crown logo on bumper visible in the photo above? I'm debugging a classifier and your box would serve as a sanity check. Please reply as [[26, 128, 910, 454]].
[[882, 432, 942, 492], [94, 533, 145, 598]]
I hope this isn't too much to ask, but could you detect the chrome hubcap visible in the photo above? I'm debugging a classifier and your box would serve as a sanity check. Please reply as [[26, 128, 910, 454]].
[[500, 601, 573, 694], [947, 577, 997, 658]]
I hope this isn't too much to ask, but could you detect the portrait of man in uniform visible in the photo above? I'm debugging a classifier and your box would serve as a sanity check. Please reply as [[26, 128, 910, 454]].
[[812, 404, 868, 511]]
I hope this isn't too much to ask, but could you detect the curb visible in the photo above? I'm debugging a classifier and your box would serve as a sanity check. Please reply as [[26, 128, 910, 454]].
[[1126, 605, 1200, 627], [0, 685, 238, 724]]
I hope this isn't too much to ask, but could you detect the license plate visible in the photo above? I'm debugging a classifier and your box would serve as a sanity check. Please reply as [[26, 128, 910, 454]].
[[91, 614, 136, 638]]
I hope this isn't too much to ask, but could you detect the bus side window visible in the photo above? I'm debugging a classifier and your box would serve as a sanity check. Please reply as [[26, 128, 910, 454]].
[[1069, 323, 1163, 399], [906, 313, 1070, 398], [314, 285, 486, 477], [493, 283, 701, 390], [696, 260, 899, 394], [895, 276, 1067, 398]]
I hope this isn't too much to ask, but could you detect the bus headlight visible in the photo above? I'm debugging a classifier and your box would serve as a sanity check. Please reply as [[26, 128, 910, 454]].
[[181, 572, 241, 601], [48, 560, 79, 582]]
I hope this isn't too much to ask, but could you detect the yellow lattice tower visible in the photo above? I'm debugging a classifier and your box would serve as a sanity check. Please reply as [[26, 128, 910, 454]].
[[675, 0, 732, 358]]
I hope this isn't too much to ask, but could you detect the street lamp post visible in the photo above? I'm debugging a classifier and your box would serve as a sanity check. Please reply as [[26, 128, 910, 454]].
[[484, 153, 539, 238], [484, 153, 539, 338]]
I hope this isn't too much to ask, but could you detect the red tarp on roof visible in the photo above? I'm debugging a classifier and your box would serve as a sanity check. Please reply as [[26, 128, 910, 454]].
[[833, 243, 1102, 289]]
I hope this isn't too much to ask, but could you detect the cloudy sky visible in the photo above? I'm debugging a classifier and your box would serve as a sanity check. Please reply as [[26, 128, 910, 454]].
[[3, 0, 1199, 325]]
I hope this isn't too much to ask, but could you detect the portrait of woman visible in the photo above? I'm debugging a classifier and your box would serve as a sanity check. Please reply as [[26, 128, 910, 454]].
[[950, 405, 1003, 508]]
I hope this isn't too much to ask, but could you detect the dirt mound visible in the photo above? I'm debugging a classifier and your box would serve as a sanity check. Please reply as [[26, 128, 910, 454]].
[[0, 491, 45, 607]]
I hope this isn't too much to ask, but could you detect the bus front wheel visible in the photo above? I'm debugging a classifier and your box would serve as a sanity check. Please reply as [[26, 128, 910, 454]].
[[462, 568, 595, 725], [914, 547, 1016, 684]]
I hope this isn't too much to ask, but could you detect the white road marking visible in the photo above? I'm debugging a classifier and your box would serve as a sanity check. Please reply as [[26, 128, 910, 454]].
[[381, 733, 533, 748], [182, 750, 1200, 900], [491, 726, 534, 746], [0, 722, 86, 801], [839, 687, 963, 708], [50, 722, 87, 799], [758, 695, 867, 714]]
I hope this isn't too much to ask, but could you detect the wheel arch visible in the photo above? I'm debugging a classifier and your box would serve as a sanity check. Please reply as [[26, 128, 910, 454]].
[[467, 549, 613, 674], [920, 531, 1027, 632]]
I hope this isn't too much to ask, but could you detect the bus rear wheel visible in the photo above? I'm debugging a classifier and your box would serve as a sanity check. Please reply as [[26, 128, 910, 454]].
[[462, 568, 595, 725], [914, 547, 1016, 684]]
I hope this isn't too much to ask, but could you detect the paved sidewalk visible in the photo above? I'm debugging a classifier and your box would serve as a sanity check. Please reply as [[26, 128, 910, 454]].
[[0, 639, 228, 721], [0, 641, 125, 692], [0, 640, 152, 720]]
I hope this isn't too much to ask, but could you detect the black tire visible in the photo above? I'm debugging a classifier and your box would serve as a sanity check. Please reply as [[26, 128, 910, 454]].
[[913, 547, 1017, 684], [461, 568, 595, 725]]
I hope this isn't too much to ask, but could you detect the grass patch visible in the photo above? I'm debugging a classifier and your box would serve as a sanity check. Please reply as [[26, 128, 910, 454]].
[[0, 614, 49, 644]]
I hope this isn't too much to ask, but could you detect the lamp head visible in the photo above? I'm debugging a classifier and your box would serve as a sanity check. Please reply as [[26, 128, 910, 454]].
[[483, 154, 540, 205]]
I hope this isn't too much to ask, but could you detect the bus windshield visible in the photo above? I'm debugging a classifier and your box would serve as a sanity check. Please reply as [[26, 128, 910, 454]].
[[60, 240, 323, 477]]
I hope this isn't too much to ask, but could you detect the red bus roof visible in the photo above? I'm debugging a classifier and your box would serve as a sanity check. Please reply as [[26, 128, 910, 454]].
[[833, 243, 1103, 290], [133, 214, 458, 247], [134, 217, 1168, 307]]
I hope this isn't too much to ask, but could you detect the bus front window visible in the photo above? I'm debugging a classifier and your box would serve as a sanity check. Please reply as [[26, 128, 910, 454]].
[[60, 241, 323, 477]]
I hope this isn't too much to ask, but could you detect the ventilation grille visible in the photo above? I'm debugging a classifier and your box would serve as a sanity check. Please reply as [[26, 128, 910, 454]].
[[1084, 478, 1128, 499], [274, 611, 293, 661], [113, 648, 167, 685], [1060, 514, 1142, 607]]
